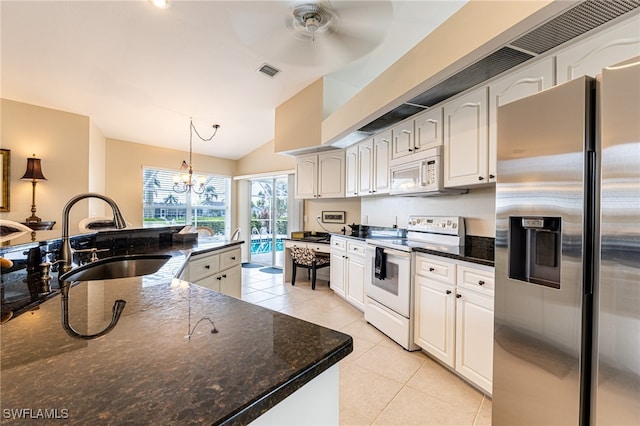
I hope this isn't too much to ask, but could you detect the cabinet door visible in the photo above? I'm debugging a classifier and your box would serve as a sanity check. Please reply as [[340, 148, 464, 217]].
[[455, 289, 494, 394], [295, 155, 317, 199], [391, 121, 415, 160], [372, 134, 391, 194], [317, 151, 345, 198], [346, 254, 365, 311], [489, 57, 554, 182], [414, 275, 456, 368], [358, 140, 374, 195], [330, 251, 346, 298], [345, 145, 359, 197], [195, 274, 220, 292], [414, 107, 443, 151], [218, 264, 241, 299], [444, 86, 489, 188], [556, 17, 640, 84]]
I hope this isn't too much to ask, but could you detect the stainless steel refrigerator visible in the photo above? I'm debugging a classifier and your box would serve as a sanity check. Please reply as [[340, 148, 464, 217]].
[[494, 58, 640, 425]]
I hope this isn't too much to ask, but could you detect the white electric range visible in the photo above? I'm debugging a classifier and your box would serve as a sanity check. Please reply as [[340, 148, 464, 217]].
[[363, 216, 465, 350]]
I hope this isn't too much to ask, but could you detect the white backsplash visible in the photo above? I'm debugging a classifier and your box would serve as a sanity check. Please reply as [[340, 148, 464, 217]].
[[361, 186, 496, 237]]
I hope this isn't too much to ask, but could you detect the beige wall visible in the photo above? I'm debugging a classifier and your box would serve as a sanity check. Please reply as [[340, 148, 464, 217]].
[[361, 187, 496, 237], [88, 120, 107, 217], [304, 197, 361, 234], [0, 99, 90, 229], [274, 78, 324, 153], [236, 139, 295, 177], [105, 138, 237, 229]]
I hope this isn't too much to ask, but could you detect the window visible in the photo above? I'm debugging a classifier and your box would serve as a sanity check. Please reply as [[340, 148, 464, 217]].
[[142, 167, 231, 239]]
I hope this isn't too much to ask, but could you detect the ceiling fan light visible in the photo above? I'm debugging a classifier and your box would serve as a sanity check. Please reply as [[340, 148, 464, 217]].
[[149, 0, 170, 10], [305, 16, 320, 33]]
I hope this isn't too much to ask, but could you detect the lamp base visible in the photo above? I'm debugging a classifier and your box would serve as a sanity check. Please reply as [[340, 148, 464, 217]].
[[22, 221, 56, 231], [25, 214, 42, 223]]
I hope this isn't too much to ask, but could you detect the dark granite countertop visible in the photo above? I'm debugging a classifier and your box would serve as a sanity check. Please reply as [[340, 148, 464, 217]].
[[0, 233, 353, 424]]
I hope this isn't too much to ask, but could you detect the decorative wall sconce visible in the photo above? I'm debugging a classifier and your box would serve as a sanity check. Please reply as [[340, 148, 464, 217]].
[[21, 154, 47, 224], [173, 118, 220, 194]]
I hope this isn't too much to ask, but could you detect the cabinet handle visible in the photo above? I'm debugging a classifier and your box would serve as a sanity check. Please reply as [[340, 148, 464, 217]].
[[413, 146, 419, 151], [429, 267, 435, 272], [401, 130, 411, 135], [216, 276, 222, 281], [231, 256, 236, 260], [408, 148, 413, 152], [222, 274, 227, 278], [456, 294, 462, 299], [489, 174, 495, 179], [478, 280, 485, 286], [478, 176, 485, 181], [205, 265, 210, 269], [446, 290, 452, 295]]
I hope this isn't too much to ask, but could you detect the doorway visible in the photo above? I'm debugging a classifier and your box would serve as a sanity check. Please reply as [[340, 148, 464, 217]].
[[249, 176, 288, 268]]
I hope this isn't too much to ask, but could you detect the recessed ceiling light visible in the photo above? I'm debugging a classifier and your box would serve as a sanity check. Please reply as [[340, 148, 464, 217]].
[[149, 0, 170, 10]]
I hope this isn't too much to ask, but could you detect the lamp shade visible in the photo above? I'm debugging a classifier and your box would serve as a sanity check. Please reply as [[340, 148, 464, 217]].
[[21, 156, 47, 181]]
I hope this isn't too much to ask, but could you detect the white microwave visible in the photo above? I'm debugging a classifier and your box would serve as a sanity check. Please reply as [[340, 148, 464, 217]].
[[389, 146, 466, 196]]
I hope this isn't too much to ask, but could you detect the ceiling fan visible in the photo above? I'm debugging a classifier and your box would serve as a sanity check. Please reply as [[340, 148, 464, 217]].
[[231, 1, 394, 68]]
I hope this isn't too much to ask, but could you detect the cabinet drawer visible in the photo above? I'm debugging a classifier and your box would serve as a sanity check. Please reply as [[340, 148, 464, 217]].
[[306, 243, 330, 254], [415, 255, 456, 284], [347, 241, 366, 257], [457, 264, 494, 293], [330, 238, 346, 250], [219, 247, 241, 271], [188, 254, 220, 282]]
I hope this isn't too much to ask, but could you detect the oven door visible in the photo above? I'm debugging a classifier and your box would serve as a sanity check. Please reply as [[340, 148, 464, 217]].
[[365, 245, 412, 318]]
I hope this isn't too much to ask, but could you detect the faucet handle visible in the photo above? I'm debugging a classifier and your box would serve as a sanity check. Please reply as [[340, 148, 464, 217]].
[[75, 247, 110, 263]]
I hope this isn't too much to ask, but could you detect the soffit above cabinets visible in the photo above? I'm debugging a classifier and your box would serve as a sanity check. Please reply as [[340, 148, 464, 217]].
[[342, 0, 640, 140]]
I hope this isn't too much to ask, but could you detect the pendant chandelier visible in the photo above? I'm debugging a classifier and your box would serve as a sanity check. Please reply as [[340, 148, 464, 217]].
[[173, 118, 220, 194]]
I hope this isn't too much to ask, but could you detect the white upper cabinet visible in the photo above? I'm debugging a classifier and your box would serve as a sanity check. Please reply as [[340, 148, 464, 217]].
[[390, 120, 415, 160], [556, 16, 640, 84], [317, 151, 346, 198], [357, 141, 374, 195], [345, 145, 359, 197], [414, 107, 444, 151], [295, 155, 317, 199], [488, 57, 554, 182], [345, 129, 391, 197], [372, 131, 392, 194], [295, 151, 345, 199], [443, 86, 489, 188]]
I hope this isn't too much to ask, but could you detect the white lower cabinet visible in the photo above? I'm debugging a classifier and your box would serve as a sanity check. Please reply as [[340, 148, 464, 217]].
[[330, 236, 365, 311], [184, 246, 242, 298], [414, 253, 494, 394]]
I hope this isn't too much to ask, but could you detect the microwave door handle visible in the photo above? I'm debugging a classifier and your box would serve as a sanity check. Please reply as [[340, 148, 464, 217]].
[[420, 161, 427, 186]]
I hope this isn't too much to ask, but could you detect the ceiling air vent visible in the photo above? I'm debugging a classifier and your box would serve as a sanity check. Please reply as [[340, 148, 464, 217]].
[[258, 63, 281, 78]]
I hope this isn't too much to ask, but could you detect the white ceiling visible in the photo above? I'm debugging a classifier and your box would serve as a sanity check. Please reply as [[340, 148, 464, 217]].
[[1, 0, 466, 160]]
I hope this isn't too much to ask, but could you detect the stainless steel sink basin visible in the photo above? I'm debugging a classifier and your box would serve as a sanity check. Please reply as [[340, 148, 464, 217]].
[[59, 254, 172, 282]]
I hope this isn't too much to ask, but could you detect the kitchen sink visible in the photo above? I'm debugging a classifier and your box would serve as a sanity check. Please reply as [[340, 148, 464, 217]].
[[59, 254, 171, 282]]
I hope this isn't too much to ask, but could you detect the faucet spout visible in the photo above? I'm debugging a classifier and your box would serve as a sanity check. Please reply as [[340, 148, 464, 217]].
[[60, 282, 126, 340], [59, 193, 127, 274]]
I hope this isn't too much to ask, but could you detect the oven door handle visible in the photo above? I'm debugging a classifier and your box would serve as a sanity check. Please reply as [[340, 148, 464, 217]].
[[376, 247, 411, 259]]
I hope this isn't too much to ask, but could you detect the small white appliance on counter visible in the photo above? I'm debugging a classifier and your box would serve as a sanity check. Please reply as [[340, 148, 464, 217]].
[[364, 216, 465, 351]]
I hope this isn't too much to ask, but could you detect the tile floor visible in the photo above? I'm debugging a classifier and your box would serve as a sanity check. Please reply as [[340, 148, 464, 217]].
[[241, 266, 492, 426]]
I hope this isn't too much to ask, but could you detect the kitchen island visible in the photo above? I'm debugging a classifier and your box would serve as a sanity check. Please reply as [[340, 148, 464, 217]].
[[0, 233, 353, 424]]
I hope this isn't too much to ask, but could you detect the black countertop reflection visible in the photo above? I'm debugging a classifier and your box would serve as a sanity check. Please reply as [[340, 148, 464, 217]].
[[0, 234, 353, 424]]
